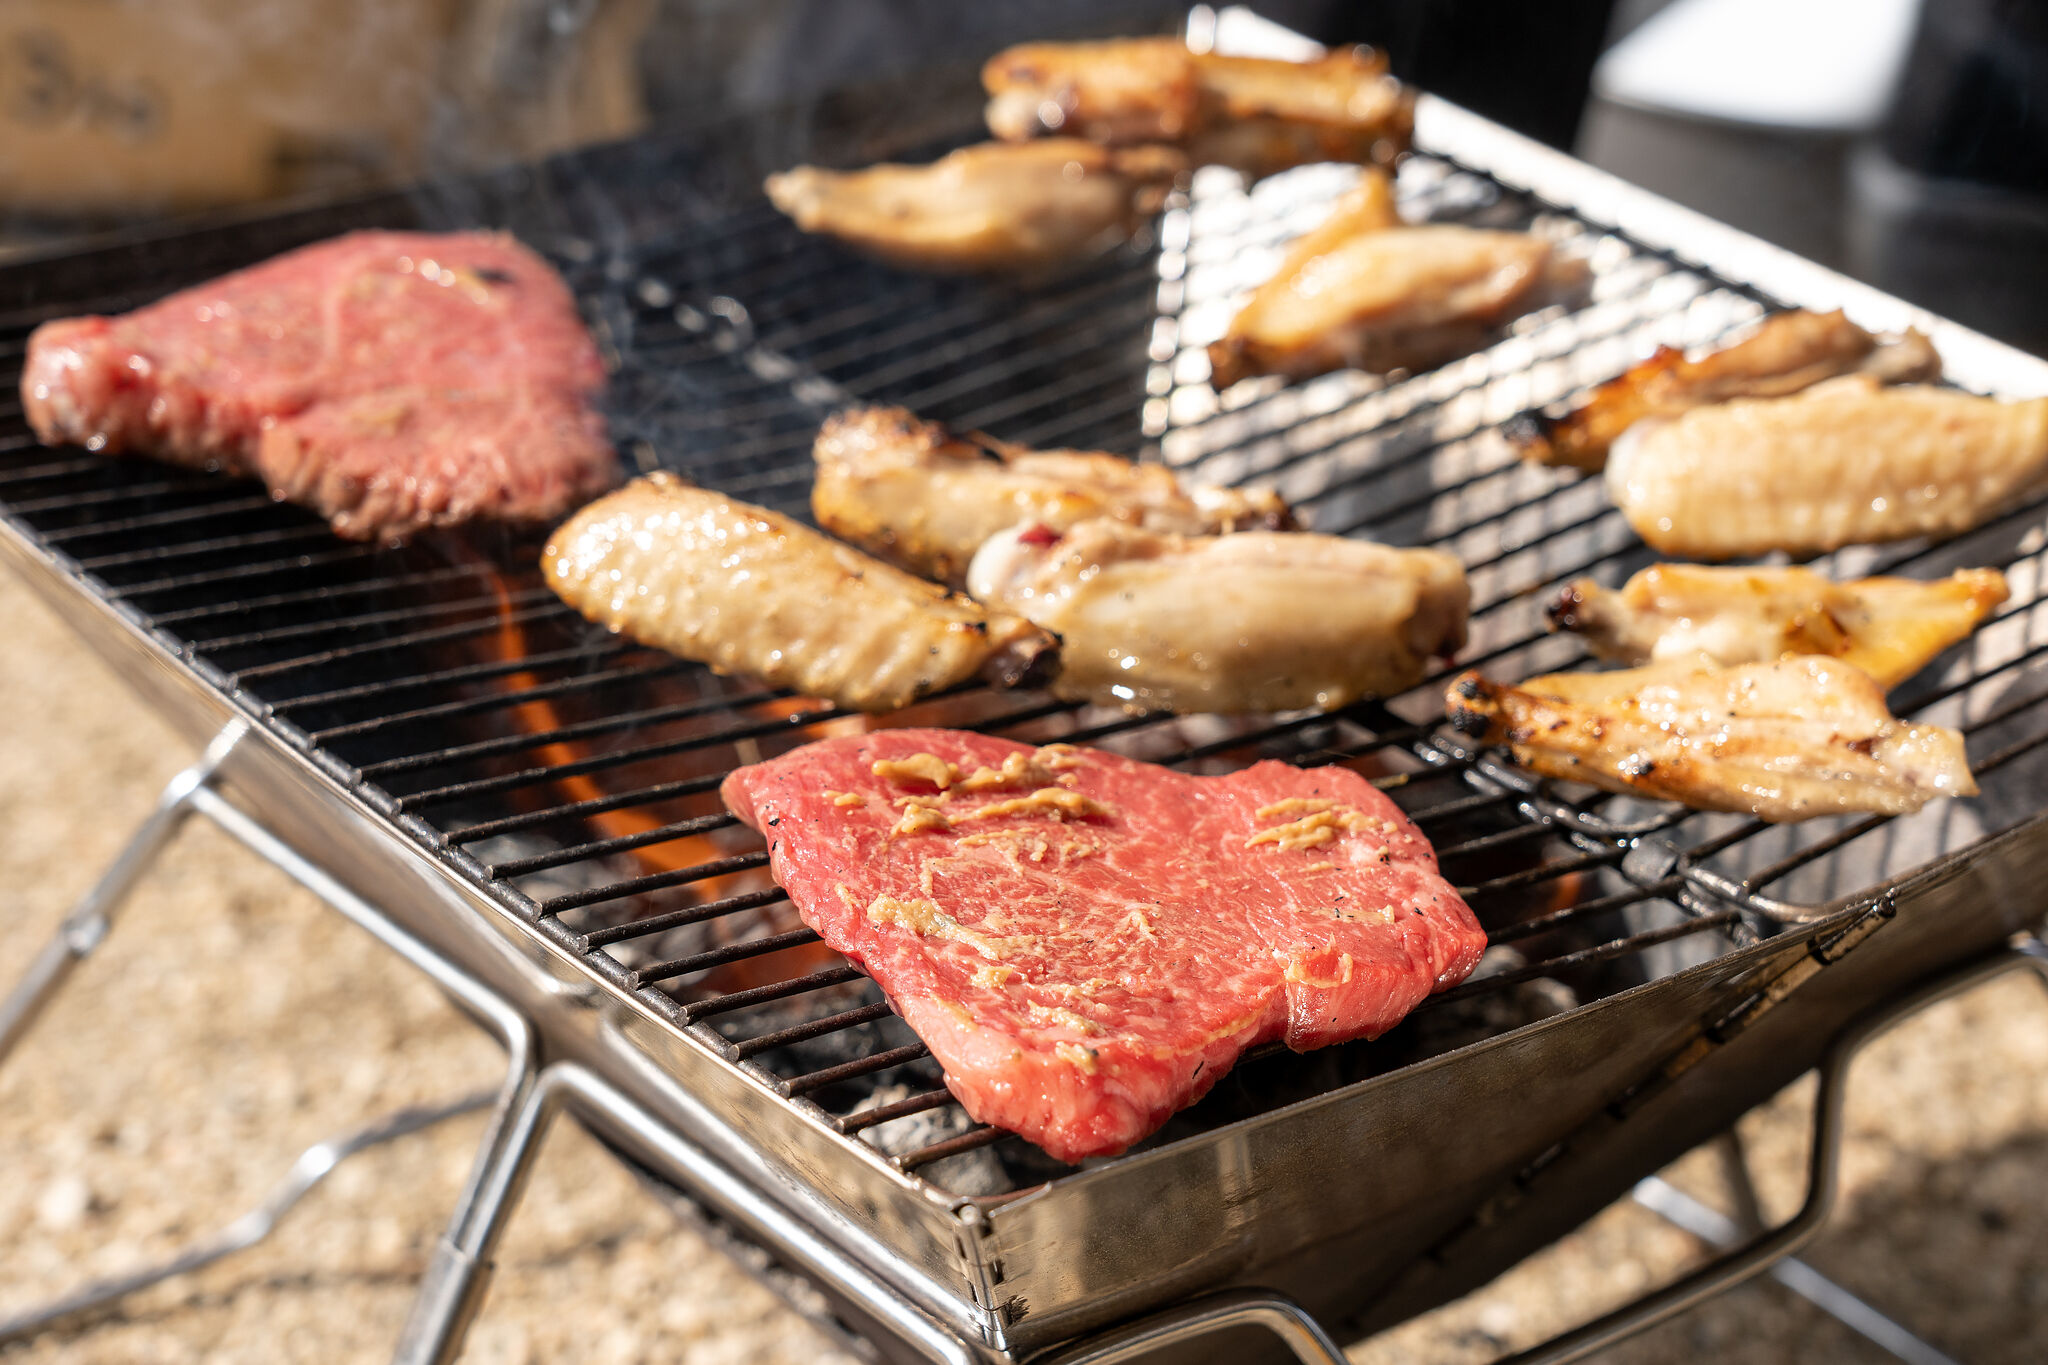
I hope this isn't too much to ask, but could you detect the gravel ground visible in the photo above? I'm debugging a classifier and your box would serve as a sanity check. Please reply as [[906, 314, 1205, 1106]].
[[3, 564, 2046, 1363]]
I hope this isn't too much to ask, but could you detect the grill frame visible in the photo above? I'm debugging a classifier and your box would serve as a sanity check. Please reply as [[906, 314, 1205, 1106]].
[[5, 91, 2048, 1360]]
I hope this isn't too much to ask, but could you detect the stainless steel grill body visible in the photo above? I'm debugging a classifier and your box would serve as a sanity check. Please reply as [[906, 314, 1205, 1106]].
[[4, 93, 2047, 1361]]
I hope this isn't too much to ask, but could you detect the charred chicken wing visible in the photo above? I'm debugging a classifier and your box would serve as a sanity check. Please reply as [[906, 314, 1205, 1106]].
[[1510, 309, 1941, 471], [1549, 564, 2009, 690], [544, 474, 1053, 713], [812, 405, 1296, 585], [1606, 376, 2048, 559], [983, 38, 1412, 179], [764, 139, 1185, 273], [1446, 658, 1976, 822], [968, 519, 1468, 714]]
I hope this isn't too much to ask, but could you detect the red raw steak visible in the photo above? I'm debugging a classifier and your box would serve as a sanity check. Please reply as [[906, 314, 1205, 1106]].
[[720, 728, 1485, 1163], [20, 229, 617, 541]]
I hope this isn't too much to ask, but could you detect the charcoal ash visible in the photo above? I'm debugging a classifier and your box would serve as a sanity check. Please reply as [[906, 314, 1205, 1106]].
[[846, 1084, 1009, 1197]]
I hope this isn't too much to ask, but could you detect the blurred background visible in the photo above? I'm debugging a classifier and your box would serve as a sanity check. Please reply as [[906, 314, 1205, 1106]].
[[1, 0, 2043, 350]]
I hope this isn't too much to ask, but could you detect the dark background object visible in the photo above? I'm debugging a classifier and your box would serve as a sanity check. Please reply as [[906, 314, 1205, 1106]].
[[1882, 0, 2048, 192], [632, 0, 1619, 153], [1847, 0, 2048, 355], [2, 0, 2041, 354], [1313, 0, 1620, 150]]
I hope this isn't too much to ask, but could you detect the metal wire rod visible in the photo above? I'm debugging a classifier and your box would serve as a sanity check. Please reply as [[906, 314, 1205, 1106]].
[[1480, 944, 2048, 1365], [1029, 1288, 1346, 1365], [183, 787, 541, 1365], [1631, 1176, 1960, 1365], [0, 1090, 494, 1346], [0, 723, 243, 1065]]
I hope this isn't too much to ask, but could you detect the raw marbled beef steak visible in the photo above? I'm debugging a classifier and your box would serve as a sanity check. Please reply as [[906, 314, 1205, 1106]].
[[20, 229, 617, 541], [720, 728, 1485, 1163]]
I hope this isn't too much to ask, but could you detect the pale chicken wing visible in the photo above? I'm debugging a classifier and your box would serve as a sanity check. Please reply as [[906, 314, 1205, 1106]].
[[1606, 376, 2048, 559], [544, 474, 1053, 713], [968, 519, 1468, 714], [764, 139, 1185, 274], [983, 39, 1412, 179], [1510, 309, 1941, 471], [811, 405, 1295, 585], [1549, 564, 2009, 690], [1446, 658, 1976, 822], [1209, 218, 1589, 389]]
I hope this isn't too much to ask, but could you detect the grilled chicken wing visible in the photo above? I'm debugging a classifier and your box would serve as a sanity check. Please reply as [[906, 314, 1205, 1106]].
[[1510, 309, 1942, 471], [1180, 49, 1414, 178], [983, 39, 1412, 179], [1207, 188, 1589, 389], [968, 519, 1468, 713], [764, 139, 1185, 274], [1607, 376, 2048, 559], [1446, 658, 1976, 822], [812, 405, 1296, 585], [544, 474, 1054, 713], [983, 36, 1203, 144], [1549, 564, 2009, 690]]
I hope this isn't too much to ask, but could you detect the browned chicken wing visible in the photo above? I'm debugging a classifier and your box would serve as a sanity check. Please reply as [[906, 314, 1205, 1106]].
[[1510, 309, 1942, 471], [1208, 173, 1589, 388], [983, 38, 1412, 179], [1549, 564, 2009, 690], [1446, 658, 1976, 822], [545, 474, 1053, 713], [811, 405, 1295, 585], [983, 36, 1204, 144], [764, 139, 1185, 273]]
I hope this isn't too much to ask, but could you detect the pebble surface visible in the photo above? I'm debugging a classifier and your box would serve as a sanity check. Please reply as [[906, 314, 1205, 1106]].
[[2, 566, 2044, 1362]]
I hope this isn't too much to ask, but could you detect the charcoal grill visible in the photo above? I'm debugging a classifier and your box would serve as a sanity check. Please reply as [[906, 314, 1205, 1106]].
[[5, 13, 2048, 1362]]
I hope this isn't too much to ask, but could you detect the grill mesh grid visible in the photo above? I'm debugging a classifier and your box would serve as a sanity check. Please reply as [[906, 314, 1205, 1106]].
[[4, 134, 2047, 1197]]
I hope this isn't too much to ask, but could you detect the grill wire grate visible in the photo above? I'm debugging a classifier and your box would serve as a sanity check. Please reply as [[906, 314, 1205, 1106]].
[[4, 133, 2048, 1198]]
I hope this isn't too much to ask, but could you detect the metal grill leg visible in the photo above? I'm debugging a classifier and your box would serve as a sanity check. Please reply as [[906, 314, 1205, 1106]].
[[0, 1089, 493, 1345], [391, 1061, 987, 1365], [1029, 1289, 1347, 1365], [1631, 1176, 1961, 1365], [182, 787, 541, 1365], [392, 1069, 561, 1365], [0, 725, 542, 1363], [0, 723, 242, 1063], [1473, 944, 2048, 1365]]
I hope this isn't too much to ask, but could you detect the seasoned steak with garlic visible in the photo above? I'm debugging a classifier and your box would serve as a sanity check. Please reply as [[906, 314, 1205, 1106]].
[[721, 729, 1484, 1163]]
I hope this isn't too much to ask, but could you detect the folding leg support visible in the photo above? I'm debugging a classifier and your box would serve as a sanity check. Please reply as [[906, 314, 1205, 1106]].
[[0, 724, 537, 1361]]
